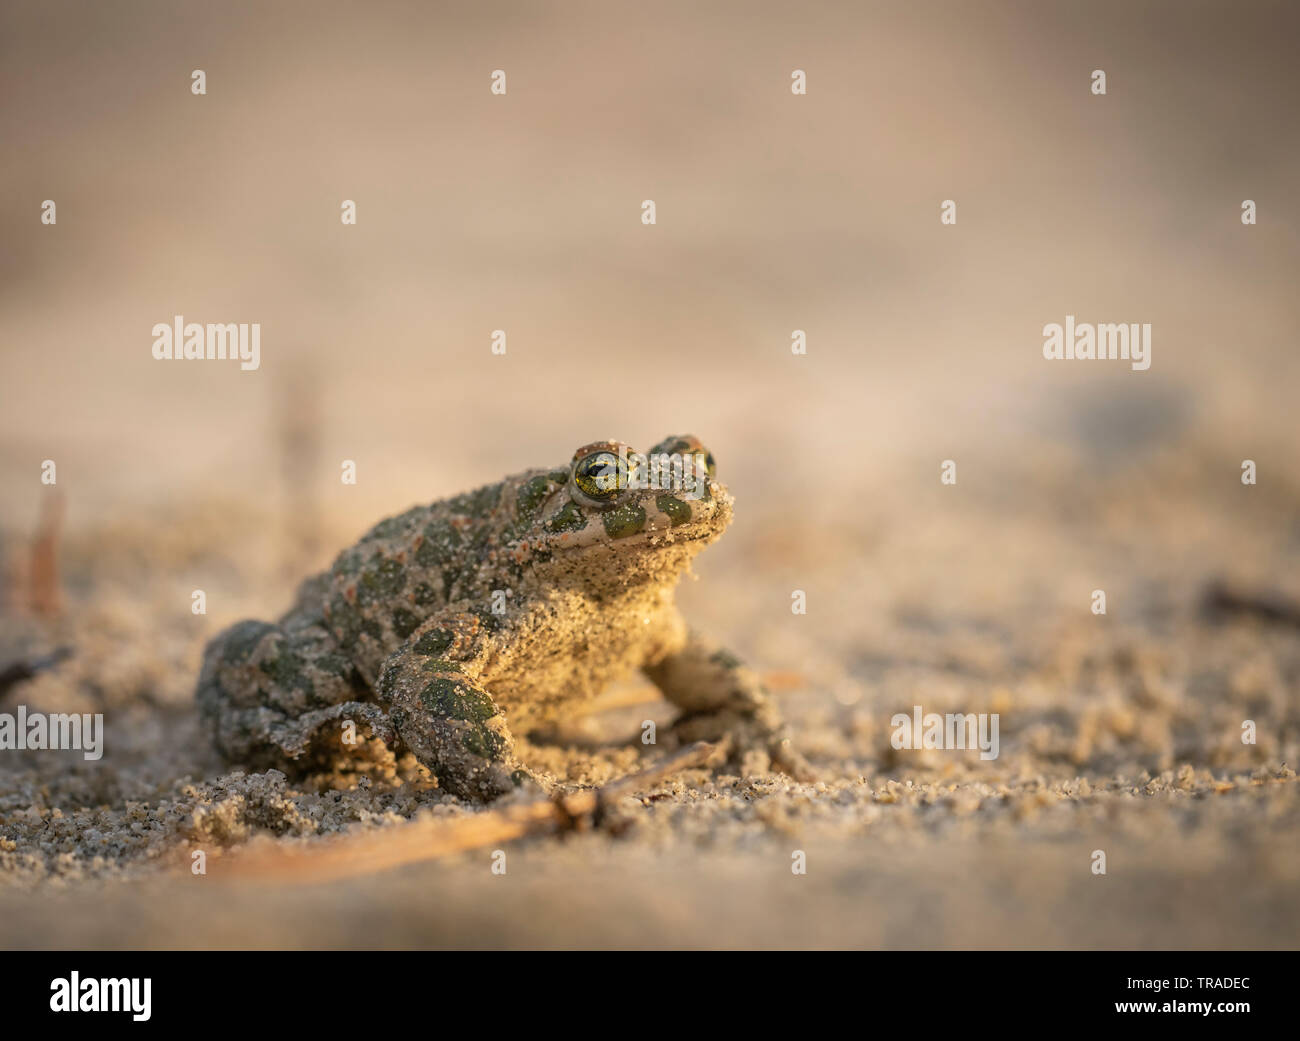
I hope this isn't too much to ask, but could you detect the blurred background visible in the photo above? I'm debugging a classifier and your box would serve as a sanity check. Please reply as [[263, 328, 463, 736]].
[[1, 0, 1298, 948]]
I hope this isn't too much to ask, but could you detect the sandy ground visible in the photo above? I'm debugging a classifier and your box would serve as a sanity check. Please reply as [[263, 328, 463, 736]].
[[2, 1, 1298, 947], [1, 445, 1298, 947]]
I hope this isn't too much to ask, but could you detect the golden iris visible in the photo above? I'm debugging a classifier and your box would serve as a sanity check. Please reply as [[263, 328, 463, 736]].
[[573, 451, 625, 501]]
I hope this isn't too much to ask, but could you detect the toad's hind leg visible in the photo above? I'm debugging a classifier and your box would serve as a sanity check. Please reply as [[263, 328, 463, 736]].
[[196, 606, 392, 771], [376, 614, 538, 802], [644, 632, 815, 782]]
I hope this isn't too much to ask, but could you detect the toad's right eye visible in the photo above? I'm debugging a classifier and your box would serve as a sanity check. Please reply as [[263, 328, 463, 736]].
[[572, 451, 624, 505]]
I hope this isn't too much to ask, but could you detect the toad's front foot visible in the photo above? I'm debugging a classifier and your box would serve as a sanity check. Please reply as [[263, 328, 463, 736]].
[[376, 615, 540, 802], [646, 635, 816, 783], [670, 707, 816, 783]]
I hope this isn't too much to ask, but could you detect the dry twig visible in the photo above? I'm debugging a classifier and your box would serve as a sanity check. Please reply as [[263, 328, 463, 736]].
[[1203, 580, 1300, 629], [0, 647, 74, 702], [29, 491, 64, 618]]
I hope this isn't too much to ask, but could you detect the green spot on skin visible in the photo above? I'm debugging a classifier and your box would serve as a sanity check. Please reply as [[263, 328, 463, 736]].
[[358, 558, 406, 604], [440, 566, 463, 600], [420, 677, 496, 724], [333, 551, 363, 576], [392, 608, 420, 639], [327, 597, 362, 648], [461, 725, 506, 761], [516, 475, 554, 520], [710, 648, 743, 670], [650, 436, 691, 457], [548, 502, 587, 533], [603, 503, 646, 539], [449, 483, 501, 520], [420, 659, 463, 673], [318, 652, 354, 679], [413, 629, 455, 657], [222, 620, 276, 663], [258, 653, 304, 690], [412, 582, 439, 607], [655, 494, 692, 527], [416, 521, 462, 567]]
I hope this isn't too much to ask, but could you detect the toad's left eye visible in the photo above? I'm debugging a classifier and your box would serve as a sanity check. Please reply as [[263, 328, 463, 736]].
[[572, 451, 626, 504], [648, 435, 716, 479]]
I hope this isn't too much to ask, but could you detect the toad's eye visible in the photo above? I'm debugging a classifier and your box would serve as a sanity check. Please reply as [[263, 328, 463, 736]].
[[648, 435, 716, 479], [572, 451, 626, 504]]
